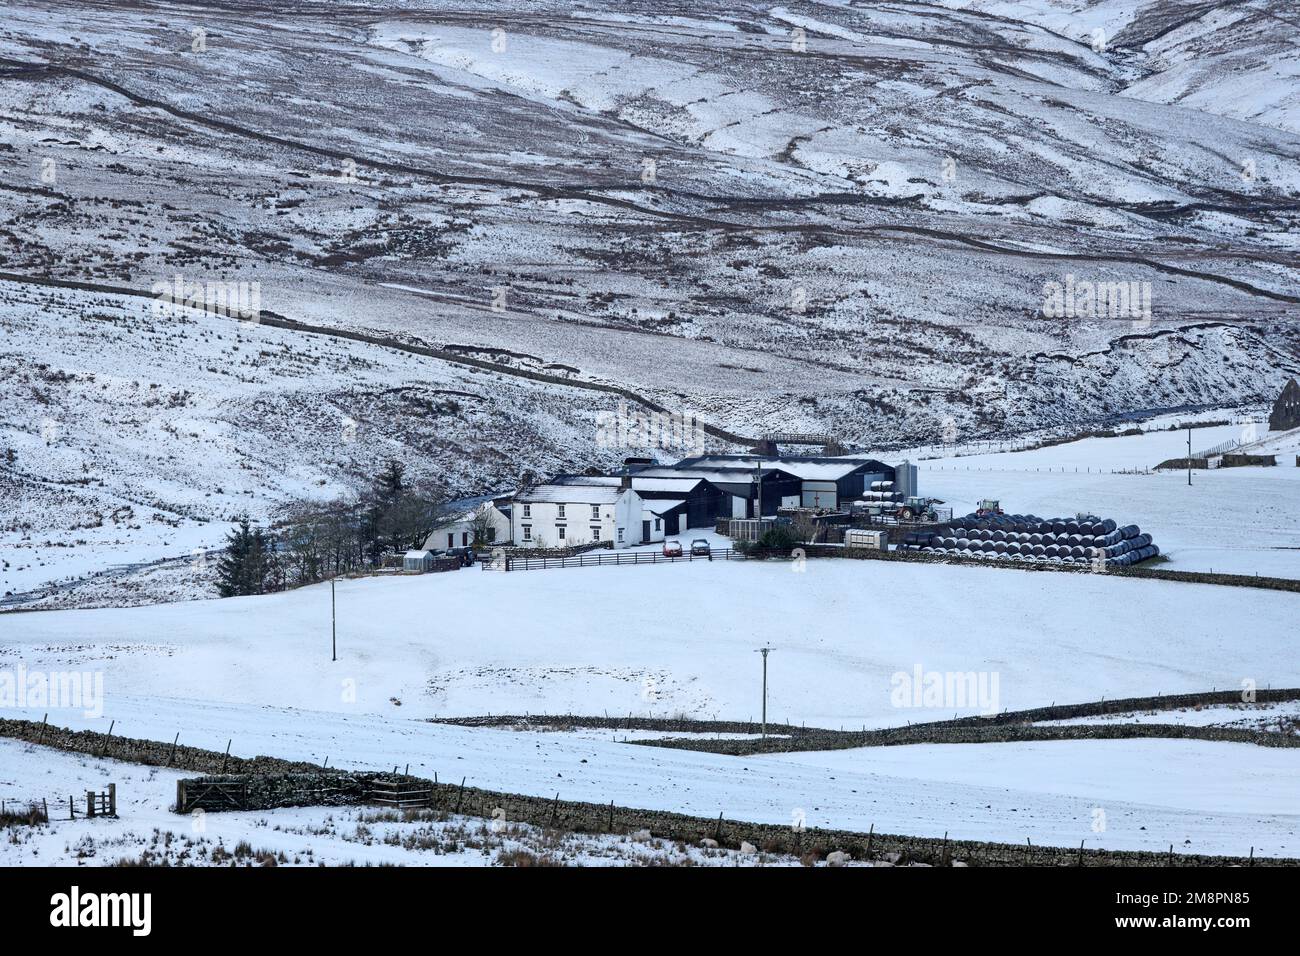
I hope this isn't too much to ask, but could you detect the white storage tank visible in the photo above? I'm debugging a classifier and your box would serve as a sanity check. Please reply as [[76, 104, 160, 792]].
[[894, 461, 918, 497]]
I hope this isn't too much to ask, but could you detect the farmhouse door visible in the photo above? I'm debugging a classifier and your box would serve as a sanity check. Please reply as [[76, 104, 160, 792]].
[[642, 520, 650, 543]]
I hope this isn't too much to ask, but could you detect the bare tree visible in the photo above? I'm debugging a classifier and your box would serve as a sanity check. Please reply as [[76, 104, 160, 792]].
[[469, 505, 498, 546]]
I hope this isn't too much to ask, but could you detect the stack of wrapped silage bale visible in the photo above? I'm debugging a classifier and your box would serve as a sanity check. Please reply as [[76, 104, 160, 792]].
[[897, 512, 1158, 567]]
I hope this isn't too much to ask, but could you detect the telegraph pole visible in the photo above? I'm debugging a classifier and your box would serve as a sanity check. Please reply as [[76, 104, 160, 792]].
[[1187, 425, 1192, 487], [755, 646, 773, 738], [331, 577, 337, 662]]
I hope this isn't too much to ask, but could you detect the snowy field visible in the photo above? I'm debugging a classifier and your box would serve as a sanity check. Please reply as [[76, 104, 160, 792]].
[[2, 705, 1294, 858], [1038, 700, 1300, 731], [3, 557, 1295, 728], [901, 419, 1300, 578], [0, 739, 829, 867]]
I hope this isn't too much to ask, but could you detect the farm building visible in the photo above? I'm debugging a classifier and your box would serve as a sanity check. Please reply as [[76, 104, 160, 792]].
[[1270, 378, 1300, 431], [631, 454, 901, 514], [627, 463, 802, 518], [510, 482, 643, 548], [548, 474, 730, 534]]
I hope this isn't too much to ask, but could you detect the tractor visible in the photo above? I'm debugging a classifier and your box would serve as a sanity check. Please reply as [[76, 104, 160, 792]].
[[897, 496, 940, 521], [975, 498, 1003, 517]]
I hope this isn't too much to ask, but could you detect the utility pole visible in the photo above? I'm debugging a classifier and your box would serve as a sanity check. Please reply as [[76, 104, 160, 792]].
[[331, 577, 337, 662], [754, 460, 763, 520], [1187, 425, 1192, 487], [755, 646, 773, 738]]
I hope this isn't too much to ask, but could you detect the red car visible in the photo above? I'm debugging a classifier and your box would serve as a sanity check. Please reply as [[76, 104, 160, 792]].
[[662, 540, 683, 557]]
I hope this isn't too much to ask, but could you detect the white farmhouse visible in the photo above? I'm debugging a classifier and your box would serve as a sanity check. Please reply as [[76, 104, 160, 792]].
[[511, 482, 643, 549], [421, 498, 513, 551]]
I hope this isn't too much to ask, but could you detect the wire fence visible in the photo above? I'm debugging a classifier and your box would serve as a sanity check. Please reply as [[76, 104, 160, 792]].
[[921, 464, 1154, 475]]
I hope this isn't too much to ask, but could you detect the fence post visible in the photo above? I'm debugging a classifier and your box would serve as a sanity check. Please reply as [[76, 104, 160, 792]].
[[108, 783, 116, 817], [86, 790, 96, 818], [98, 720, 115, 757]]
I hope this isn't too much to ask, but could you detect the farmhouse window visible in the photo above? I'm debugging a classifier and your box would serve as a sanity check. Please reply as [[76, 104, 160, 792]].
[[447, 533, 454, 549], [557, 526, 566, 540], [522, 525, 532, 540], [591, 527, 601, 541], [591, 505, 600, 519], [557, 504, 566, 518], [522, 504, 531, 518], [654, 518, 661, 531], [617, 528, 624, 543]]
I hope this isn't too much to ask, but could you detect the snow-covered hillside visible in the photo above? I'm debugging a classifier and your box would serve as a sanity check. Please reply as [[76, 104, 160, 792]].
[[1, 0, 1297, 457]]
